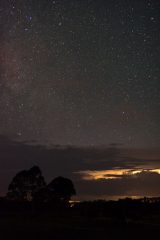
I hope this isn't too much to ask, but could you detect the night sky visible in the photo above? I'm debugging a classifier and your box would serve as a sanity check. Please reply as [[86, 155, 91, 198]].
[[0, 0, 160, 199]]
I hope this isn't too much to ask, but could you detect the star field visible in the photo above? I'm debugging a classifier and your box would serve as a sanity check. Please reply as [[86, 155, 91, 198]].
[[0, 0, 160, 147]]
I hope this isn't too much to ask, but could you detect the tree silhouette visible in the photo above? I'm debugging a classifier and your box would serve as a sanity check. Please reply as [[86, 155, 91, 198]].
[[48, 176, 76, 203], [33, 186, 51, 204], [7, 166, 46, 201]]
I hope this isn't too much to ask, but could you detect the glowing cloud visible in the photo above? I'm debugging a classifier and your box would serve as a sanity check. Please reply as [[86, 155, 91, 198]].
[[77, 168, 160, 180]]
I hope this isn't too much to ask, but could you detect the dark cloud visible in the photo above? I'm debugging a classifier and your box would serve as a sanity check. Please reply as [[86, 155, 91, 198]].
[[0, 135, 160, 199]]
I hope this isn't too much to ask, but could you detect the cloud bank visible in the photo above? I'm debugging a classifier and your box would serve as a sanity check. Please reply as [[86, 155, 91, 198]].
[[0, 135, 160, 200]]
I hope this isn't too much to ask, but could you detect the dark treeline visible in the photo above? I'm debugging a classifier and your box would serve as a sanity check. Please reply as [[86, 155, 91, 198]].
[[1, 195, 160, 218], [74, 197, 160, 223]]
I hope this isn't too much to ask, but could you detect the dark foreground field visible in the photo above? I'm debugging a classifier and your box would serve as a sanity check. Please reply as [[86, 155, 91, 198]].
[[1, 213, 160, 240]]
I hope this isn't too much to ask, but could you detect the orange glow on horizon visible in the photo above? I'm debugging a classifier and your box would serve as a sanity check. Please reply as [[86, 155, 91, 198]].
[[77, 168, 160, 180]]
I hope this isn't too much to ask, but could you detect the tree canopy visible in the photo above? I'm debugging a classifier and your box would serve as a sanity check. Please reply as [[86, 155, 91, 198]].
[[48, 176, 76, 202], [7, 166, 46, 201]]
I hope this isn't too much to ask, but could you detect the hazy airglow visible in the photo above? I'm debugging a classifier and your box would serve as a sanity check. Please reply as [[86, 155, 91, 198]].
[[78, 168, 160, 180]]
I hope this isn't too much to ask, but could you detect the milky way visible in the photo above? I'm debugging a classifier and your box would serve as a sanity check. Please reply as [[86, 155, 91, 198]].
[[0, 0, 160, 147]]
